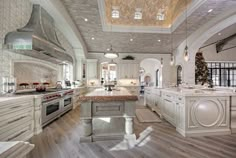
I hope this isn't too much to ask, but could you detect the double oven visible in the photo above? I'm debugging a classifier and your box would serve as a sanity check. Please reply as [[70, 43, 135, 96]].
[[42, 90, 73, 127]]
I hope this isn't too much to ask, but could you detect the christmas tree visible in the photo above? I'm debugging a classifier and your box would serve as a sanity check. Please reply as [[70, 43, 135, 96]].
[[195, 52, 209, 85]]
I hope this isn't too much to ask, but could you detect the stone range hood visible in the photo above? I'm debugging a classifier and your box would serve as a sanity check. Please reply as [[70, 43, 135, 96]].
[[4, 4, 73, 64]]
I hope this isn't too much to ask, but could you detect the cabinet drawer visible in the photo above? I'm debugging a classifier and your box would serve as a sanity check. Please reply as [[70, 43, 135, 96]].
[[92, 102, 124, 117], [0, 100, 33, 115], [0, 112, 32, 133], [162, 93, 175, 100], [0, 121, 33, 141]]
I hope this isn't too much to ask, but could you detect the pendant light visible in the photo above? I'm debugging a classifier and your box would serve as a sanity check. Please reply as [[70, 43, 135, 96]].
[[161, 58, 164, 68], [170, 54, 174, 66], [105, 1, 118, 59], [170, 0, 174, 66], [104, 45, 119, 59], [108, 59, 117, 66], [184, 0, 189, 62]]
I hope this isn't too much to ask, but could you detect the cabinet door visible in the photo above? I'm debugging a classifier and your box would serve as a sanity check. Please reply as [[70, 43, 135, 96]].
[[163, 99, 176, 126], [133, 64, 139, 78], [176, 103, 184, 130], [87, 62, 97, 79]]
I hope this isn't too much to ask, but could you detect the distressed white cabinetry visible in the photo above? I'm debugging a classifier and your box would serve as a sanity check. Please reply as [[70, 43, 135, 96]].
[[73, 87, 87, 109], [0, 97, 34, 141], [86, 59, 98, 80], [118, 63, 139, 79], [144, 88, 162, 117], [231, 96, 236, 133], [161, 89, 231, 137]]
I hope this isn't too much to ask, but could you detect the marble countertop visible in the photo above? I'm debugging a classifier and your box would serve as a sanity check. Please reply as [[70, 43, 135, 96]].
[[79, 87, 138, 102], [0, 95, 34, 103], [161, 87, 236, 97]]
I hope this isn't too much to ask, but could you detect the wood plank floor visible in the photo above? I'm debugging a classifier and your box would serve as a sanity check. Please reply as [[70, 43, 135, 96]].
[[29, 107, 236, 158]]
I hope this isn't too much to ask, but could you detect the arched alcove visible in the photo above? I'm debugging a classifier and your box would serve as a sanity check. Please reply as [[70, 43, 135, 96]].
[[140, 58, 162, 87]]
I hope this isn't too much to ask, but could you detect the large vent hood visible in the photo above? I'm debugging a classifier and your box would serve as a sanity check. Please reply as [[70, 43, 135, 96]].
[[4, 4, 73, 64]]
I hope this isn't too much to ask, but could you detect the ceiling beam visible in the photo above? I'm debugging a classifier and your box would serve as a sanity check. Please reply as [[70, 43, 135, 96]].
[[216, 33, 236, 53]]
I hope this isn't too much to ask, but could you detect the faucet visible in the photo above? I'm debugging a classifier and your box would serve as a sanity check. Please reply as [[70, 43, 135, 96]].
[[56, 81, 63, 89]]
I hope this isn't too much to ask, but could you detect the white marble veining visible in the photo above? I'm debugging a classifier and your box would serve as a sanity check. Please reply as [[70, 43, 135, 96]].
[[161, 87, 236, 97], [85, 87, 132, 97]]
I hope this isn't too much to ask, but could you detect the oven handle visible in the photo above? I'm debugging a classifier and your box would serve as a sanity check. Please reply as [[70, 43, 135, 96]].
[[42, 99, 61, 106]]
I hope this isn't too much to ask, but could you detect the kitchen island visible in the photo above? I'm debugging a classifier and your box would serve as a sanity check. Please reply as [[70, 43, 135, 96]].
[[79, 87, 138, 142], [145, 87, 236, 137]]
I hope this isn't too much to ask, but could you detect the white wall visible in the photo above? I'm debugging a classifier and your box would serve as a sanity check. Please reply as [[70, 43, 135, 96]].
[[200, 43, 236, 62]]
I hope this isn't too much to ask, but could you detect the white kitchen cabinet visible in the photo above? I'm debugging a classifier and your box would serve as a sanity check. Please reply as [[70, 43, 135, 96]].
[[175, 102, 185, 132], [0, 97, 34, 141], [231, 96, 236, 133], [144, 88, 162, 117], [86, 59, 98, 80], [162, 97, 176, 126], [118, 63, 139, 79]]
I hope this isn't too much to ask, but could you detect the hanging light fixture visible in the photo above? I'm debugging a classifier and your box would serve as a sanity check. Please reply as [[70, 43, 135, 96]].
[[170, 1, 174, 66], [170, 54, 174, 66], [161, 58, 164, 68], [184, 45, 189, 61], [105, 1, 119, 59], [108, 59, 117, 66], [183, 0, 189, 62], [104, 45, 119, 59]]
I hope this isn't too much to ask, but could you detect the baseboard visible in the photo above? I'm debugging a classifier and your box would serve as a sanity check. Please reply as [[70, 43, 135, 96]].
[[184, 129, 231, 137]]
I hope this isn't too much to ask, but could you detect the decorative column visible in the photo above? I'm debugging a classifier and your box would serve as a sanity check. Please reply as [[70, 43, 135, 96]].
[[125, 117, 134, 135], [82, 119, 92, 136]]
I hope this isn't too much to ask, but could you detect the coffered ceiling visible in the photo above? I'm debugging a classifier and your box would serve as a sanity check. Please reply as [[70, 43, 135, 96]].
[[105, 0, 192, 27], [60, 0, 236, 54]]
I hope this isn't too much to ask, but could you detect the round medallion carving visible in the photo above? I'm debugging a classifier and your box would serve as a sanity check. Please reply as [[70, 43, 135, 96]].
[[192, 100, 222, 127]]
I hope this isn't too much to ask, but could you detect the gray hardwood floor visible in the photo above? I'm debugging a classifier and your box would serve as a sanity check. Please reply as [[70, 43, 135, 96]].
[[29, 107, 236, 158]]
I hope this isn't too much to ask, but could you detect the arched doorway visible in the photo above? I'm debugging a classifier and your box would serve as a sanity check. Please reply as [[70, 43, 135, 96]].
[[140, 58, 162, 87]]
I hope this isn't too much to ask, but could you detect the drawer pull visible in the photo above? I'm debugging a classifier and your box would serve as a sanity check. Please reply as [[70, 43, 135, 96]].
[[166, 95, 171, 97], [164, 99, 172, 103], [8, 116, 27, 124], [7, 130, 27, 141], [10, 106, 22, 109]]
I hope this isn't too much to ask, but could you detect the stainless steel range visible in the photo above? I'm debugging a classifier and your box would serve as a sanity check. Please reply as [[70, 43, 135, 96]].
[[15, 88, 74, 127], [41, 89, 74, 127]]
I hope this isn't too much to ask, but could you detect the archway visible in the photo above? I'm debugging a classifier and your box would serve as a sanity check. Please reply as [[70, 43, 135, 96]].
[[140, 58, 162, 87], [176, 11, 236, 84]]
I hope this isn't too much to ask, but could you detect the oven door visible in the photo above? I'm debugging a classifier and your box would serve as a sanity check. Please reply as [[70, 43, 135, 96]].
[[63, 95, 73, 112], [42, 99, 62, 126]]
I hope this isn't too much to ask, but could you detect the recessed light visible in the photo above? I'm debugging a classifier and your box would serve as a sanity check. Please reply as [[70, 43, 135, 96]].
[[91, 37, 95, 40], [158, 39, 161, 42], [107, 48, 110, 51], [208, 9, 213, 13], [218, 33, 222, 36], [84, 18, 88, 22], [130, 38, 133, 42]]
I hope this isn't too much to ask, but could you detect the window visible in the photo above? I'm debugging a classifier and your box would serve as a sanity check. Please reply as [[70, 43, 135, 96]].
[[101, 63, 117, 81], [63, 63, 73, 81], [156, 69, 159, 87], [177, 65, 183, 86], [207, 62, 236, 87]]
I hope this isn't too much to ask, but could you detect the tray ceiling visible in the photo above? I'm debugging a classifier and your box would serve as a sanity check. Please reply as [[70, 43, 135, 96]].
[[61, 0, 236, 54], [104, 0, 192, 27]]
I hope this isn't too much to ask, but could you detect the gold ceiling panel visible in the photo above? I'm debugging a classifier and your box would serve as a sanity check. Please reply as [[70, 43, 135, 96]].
[[105, 0, 192, 27]]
